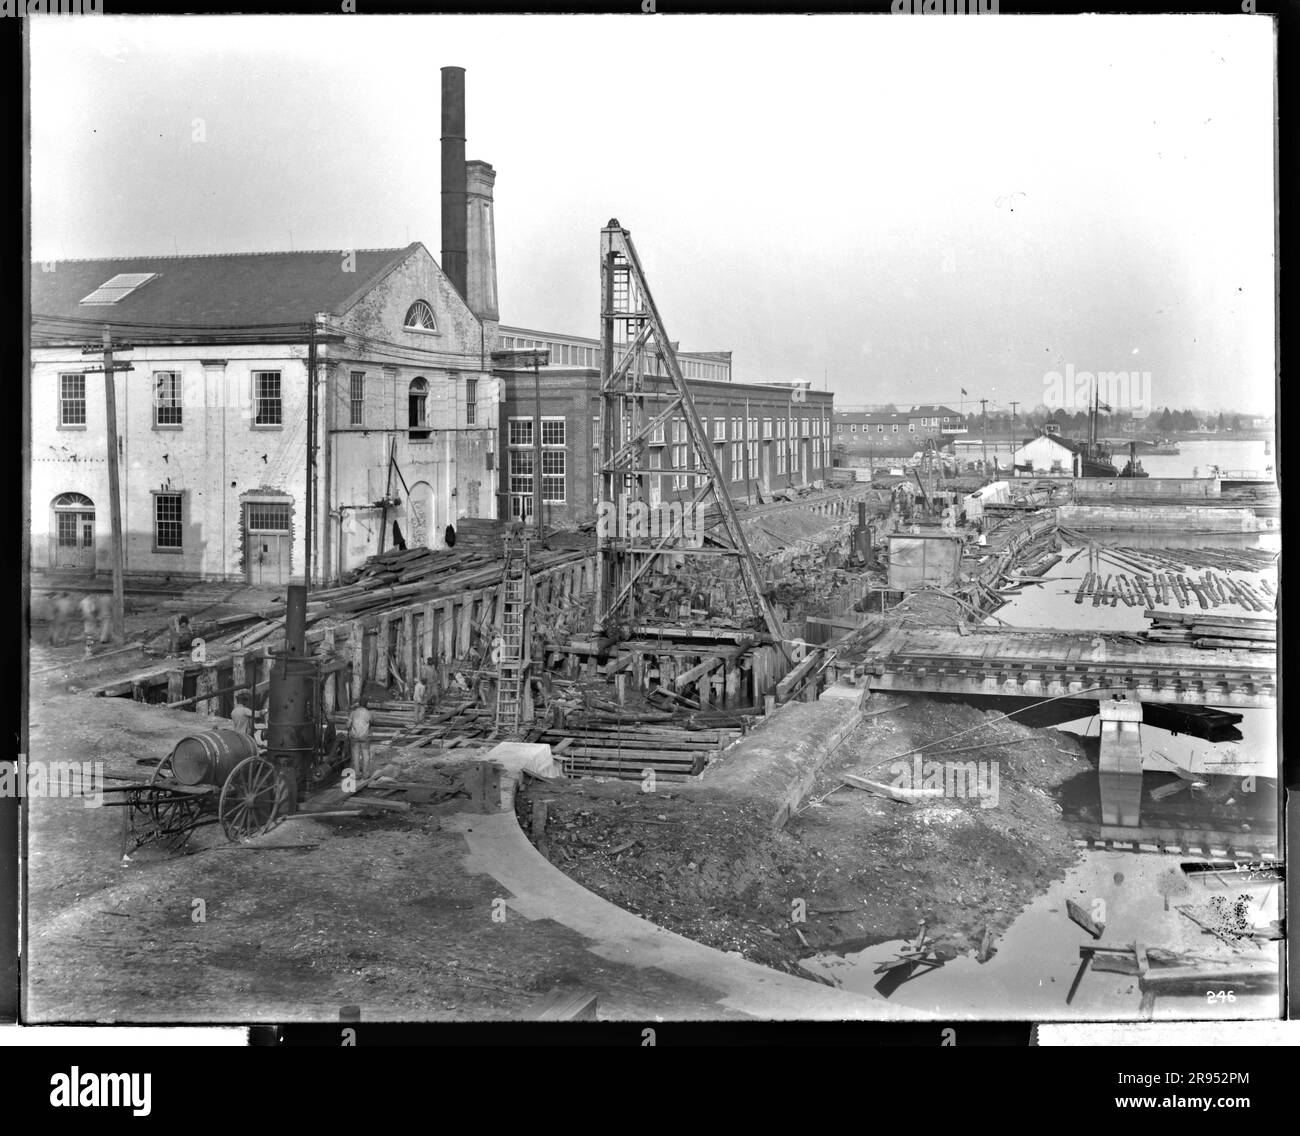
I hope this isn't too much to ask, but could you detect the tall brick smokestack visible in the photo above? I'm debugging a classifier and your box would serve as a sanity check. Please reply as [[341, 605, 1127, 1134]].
[[465, 160, 499, 321], [440, 66, 468, 300]]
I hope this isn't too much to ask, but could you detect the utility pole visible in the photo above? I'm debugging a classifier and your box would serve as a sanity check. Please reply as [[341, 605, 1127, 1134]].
[[305, 321, 316, 588], [533, 354, 544, 541], [980, 398, 989, 474], [82, 328, 132, 643]]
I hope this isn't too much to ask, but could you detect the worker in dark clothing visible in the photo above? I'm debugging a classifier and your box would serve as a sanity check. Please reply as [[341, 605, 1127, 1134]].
[[444, 524, 456, 548], [169, 614, 194, 657], [392, 521, 407, 551]]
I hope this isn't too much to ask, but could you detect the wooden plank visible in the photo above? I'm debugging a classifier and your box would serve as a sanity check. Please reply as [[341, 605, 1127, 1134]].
[[674, 655, 722, 690], [1066, 898, 1106, 940], [526, 988, 599, 1022], [347, 795, 411, 812], [842, 773, 943, 802]]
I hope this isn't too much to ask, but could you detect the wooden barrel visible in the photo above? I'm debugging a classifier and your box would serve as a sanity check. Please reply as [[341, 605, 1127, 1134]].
[[170, 730, 260, 787]]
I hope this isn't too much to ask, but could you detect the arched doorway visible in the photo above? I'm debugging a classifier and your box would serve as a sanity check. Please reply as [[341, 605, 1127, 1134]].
[[406, 481, 436, 549], [52, 493, 96, 570]]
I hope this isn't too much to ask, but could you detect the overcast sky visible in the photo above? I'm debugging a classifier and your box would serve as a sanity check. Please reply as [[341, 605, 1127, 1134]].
[[30, 14, 1275, 414]]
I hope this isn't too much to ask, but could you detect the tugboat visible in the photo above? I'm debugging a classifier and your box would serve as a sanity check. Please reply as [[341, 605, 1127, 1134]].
[[1119, 441, 1149, 478]]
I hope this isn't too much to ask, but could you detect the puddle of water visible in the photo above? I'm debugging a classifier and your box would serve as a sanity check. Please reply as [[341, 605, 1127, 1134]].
[[801, 848, 1281, 1020]]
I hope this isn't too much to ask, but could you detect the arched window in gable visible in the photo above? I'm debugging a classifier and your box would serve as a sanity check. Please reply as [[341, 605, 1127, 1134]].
[[404, 301, 437, 332]]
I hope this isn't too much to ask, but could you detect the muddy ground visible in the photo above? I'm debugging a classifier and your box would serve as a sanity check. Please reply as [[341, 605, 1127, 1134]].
[[25, 667, 740, 1022], [520, 695, 1093, 978], [25, 587, 1094, 1018]]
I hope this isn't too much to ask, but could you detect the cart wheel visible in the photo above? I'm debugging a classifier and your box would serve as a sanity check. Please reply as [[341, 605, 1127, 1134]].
[[219, 756, 281, 842], [149, 791, 204, 853]]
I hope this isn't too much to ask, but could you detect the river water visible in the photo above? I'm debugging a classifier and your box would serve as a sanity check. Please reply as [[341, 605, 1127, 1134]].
[[801, 504, 1280, 1019], [1134, 437, 1272, 480]]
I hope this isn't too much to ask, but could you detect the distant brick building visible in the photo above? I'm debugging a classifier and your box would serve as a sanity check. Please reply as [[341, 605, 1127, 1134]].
[[493, 362, 834, 529], [831, 404, 964, 457]]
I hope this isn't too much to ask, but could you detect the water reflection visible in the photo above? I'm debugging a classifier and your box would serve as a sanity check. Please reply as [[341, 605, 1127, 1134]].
[[801, 850, 1281, 1020]]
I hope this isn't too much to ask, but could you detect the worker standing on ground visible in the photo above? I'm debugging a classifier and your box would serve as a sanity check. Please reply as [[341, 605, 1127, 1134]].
[[348, 696, 373, 781], [230, 692, 255, 738], [48, 591, 72, 646], [169, 614, 193, 657], [412, 674, 427, 725], [96, 592, 114, 644], [78, 593, 99, 658]]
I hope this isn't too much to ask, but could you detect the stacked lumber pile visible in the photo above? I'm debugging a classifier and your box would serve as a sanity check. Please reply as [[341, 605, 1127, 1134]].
[[538, 721, 742, 782], [450, 517, 517, 553], [1143, 611, 1276, 652], [195, 544, 590, 658], [329, 695, 496, 749]]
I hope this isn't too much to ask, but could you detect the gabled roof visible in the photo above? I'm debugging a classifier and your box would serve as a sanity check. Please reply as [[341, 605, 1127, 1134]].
[[1020, 433, 1081, 453], [31, 244, 425, 339], [908, 404, 962, 417]]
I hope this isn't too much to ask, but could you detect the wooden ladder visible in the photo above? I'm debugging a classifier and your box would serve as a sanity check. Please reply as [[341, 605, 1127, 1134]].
[[494, 535, 531, 736]]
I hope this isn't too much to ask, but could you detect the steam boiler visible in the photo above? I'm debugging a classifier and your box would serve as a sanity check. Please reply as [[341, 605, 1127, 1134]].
[[106, 583, 347, 853]]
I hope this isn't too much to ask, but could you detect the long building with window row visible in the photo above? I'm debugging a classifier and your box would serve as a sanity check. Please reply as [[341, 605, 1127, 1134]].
[[493, 364, 834, 529]]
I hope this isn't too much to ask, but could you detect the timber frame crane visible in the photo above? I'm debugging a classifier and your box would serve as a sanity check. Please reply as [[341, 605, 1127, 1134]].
[[593, 219, 790, 661]]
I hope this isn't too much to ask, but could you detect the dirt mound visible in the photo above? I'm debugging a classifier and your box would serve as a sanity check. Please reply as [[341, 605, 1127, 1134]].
[[523, 696, 1091, 974]]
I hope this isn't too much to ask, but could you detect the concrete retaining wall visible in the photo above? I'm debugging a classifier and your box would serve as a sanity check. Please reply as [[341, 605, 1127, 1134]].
[[700, 680, 867, 830], [1058, 504, 1260, 532], [1071, 478, 1219, 499]]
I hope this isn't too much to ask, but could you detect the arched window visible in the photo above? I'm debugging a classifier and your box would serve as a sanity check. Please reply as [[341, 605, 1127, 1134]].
[[54, 492, 94, 509], [409, 377, 430, 438], [403, 301, 437, 331]]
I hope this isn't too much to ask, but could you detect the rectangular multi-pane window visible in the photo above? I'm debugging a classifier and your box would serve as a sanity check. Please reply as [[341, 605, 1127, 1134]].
[[253, 371, 282, 426], [154, 493, 183, 550], [713, 417, 726, 442], [802, 417, 810, 436], [349, 371, 365, 426], [762, 418, 772, 439], [542, 450, 566, 502], [466, 378, 477, 425], [541, 418, 566, 446], [731, 440, 743, 477], [247, 502, 291, 531], [154, 371, 182, 427], [508, 419, 533, 447], [59, 373, 86, 427], [57, 513, 79, 546], [509, 449, 534, 497]]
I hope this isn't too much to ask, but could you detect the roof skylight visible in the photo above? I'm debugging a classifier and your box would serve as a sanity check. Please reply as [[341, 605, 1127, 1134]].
[[79, 272, 158, 305]]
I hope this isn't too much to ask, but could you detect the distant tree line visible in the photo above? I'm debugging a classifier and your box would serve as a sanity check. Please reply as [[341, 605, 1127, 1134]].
[[960, 407, 1253, 435]]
